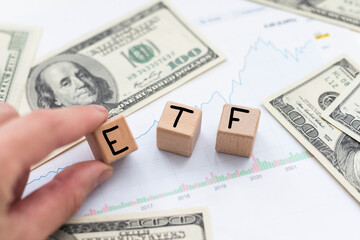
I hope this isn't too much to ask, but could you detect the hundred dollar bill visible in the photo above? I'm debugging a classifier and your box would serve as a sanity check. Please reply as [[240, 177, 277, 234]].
[[322, 79, 360, 143], [248, 0, 360, 32], [48, 207, 213, 240], [263, 55, 360, 202], [0, 24, 40, 108], [20, 0, 224, 117]]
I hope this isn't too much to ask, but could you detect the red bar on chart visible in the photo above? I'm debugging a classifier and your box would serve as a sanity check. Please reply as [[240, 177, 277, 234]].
[[210, 172, 217, 183], [206, 177, 211, 185], [90, 209, 96, 216], [251, 154, 260, 171]]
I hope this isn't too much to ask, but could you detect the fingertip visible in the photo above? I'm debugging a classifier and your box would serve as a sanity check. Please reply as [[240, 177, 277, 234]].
[[79, 105, 108, 127], [88, 104, 108, 119], [58, 104, 108, 124], [88, 104, 108, 113], [97, 167, 113, 186], [55, 160, 113, 190]]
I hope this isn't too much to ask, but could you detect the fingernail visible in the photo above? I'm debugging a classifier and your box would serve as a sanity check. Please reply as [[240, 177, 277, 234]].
[[90, 104, 108, 113], [97, 168, 113, 186]]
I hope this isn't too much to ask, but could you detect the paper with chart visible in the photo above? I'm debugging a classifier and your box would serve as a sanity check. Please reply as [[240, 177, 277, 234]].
[[249, 0, 360, 32], [322, 80, 360, 143], [49, 207, 212, 240], [0, 24, 40, 108], [21, 0, 224, 169], [263, 55, 360, 202], [23, 0, 360, 239]]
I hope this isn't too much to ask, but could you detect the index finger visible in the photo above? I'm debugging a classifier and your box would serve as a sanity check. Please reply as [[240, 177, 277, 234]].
[[0, 105, 108, 170]]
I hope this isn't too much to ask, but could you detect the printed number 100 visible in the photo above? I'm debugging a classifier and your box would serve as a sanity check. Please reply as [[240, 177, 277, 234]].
[[167, 48, 201, 70]]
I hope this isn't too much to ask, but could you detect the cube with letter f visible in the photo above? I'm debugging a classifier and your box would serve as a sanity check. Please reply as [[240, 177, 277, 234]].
[[216, 104, 260, 157], [86, 115, 138, 164]]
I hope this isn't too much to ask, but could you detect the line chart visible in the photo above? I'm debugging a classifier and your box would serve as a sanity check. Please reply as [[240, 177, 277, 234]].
[[27, 166, 68, 185], [196, 37, 312, 109], [26, 36, 314, 194]]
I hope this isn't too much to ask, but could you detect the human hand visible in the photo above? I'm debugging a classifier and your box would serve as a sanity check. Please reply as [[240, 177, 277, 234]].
[[0, 103, 113, 240]]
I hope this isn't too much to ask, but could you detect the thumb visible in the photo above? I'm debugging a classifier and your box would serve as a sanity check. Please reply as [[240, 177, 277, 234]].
[[9, 161, 113, 240]]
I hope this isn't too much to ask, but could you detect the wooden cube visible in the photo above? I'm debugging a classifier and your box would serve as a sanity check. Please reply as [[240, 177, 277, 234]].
[[215, 104, 260, 157], [86, 115, 138, 164], [157, 101, 202, 157]]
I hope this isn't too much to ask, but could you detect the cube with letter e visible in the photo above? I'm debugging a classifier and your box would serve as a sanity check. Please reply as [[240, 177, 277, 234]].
[[216, 104, 260, 157], [86, 115, 138, 164], [157, 101, 202, 157]]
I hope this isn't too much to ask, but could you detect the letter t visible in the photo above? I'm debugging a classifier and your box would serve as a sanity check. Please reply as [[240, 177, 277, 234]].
[[170, 105, 194, 128]]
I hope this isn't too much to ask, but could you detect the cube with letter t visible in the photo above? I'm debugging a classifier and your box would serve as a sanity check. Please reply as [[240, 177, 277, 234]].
[[86, 115, 138, 164], [157, 101, 202, 157], [216, 104, 260, 157]]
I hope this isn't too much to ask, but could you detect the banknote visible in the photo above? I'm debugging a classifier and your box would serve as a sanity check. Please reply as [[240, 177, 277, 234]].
[[19, 0, 224, 117], [322, 79, 360, 143], [249, 0, 360, 32], [263, 55, 360, 202], [48, 207, 213, 240], [0, 24, 40, 108]]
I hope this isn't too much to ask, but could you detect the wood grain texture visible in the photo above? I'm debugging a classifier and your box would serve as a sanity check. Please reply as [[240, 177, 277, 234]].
[[157, 101, 202, 157], [215, 104, 260, 157], [86, 115, 138, 164]]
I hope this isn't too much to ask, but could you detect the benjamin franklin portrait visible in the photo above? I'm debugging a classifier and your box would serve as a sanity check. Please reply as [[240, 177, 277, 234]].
[[335, 134, 360, 191], [27, 54, 117, 110]]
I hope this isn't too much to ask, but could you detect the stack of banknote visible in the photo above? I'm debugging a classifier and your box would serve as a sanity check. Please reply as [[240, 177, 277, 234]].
[[248, 0, 360, 203], [263, 55, 360, 203]]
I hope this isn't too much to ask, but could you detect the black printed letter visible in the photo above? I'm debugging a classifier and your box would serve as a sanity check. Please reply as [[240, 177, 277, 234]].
[[170, 105, 194, 128], [228, 107, 249, 129], [103, 125, 129, 155]]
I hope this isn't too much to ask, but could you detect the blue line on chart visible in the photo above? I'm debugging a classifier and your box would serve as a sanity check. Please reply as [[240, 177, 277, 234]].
[[135, 120, 159, 140], [27, 166, 69, 185], [198, 37, 312, 109], [26, 37, 312, 186]]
